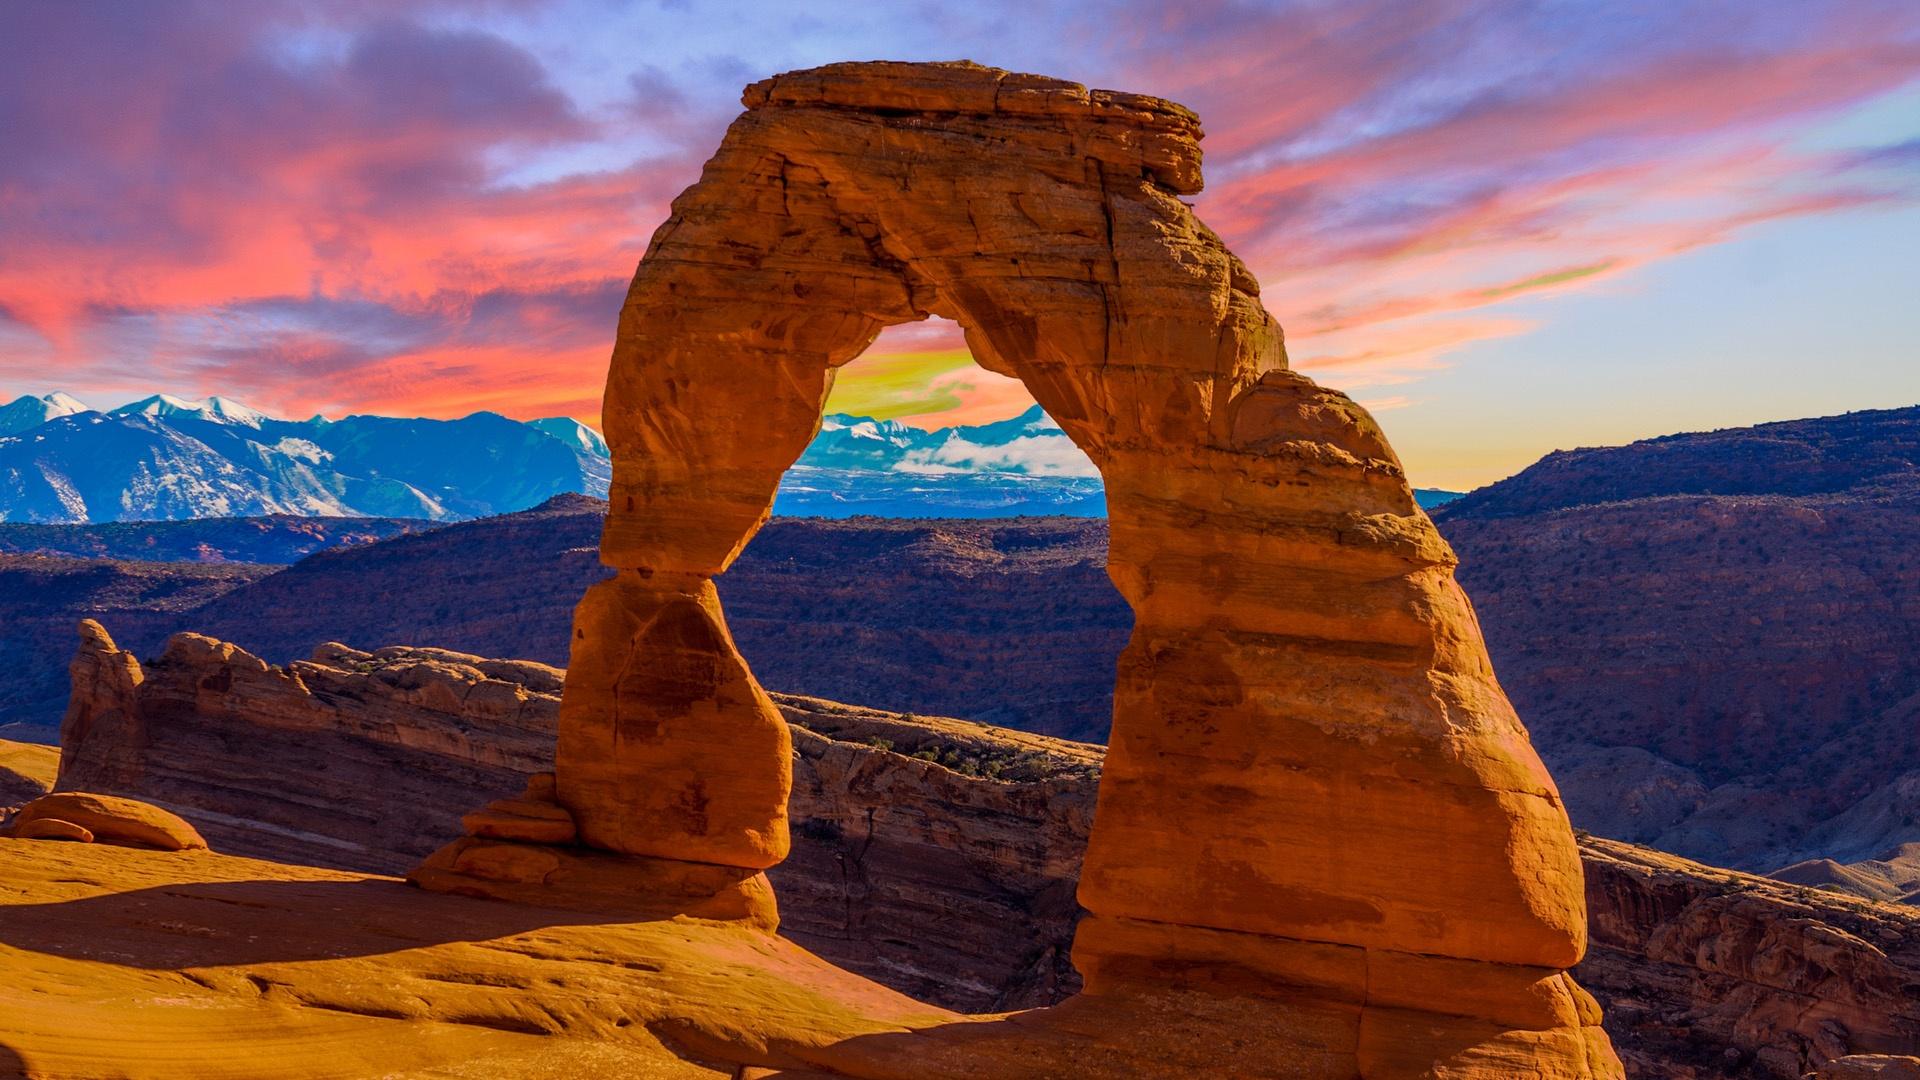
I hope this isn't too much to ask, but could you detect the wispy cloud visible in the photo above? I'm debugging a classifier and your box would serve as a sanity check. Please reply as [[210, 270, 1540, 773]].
[[0, 0, 1915, 435]]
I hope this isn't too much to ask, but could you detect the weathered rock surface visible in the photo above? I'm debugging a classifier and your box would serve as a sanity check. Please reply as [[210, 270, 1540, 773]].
[[12, 815, 92, 842], [57, 624, 560, 872], [44, 625, 1920, 1074], [7, 791, 205, 851], [1579, 837, 1920, 1077], [0, 737, 57, 808], [57, 623, 1094, 1012], [548, 58, 1616, 1076], [0, 839, 913, 1080]]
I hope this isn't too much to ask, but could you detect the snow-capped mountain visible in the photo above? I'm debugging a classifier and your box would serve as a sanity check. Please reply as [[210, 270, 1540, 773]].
[[110, 393, 270, 428], [0, 393, 1458, 522], [0, 392, 88, 437], [779, 405, 1458, 515], [777, 405, 1107, 516], [798, 406, 1098, 477], [0, 392, 613, 523], [529, 417, 609, 457]]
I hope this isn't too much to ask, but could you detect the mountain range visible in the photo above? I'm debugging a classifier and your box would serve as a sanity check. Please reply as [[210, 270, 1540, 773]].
[[780, 407, 1461, 516], [7, 403, 1918, 903], [0, 392, 610, 522], [0, 393, 1460, 522]]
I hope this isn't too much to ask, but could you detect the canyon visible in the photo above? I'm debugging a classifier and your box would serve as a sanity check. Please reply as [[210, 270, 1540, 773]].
[[6, 59, 1622, 1078], [15, 623, 1919, 1076], [10, 398, 1918, 891], [2, 58, 1914, 1078]]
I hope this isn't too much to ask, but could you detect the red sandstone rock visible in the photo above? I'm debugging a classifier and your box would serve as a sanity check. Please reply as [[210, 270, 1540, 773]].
[[10, 791, 204, 851], [12, 816, 92, 843], [557, 574, 791, 869], [409, 836, 778, 931], [1581, 837, 1920, 1077], [50, 627, 1920, 1072], [532, 58, 1619, 1077], [460, 773, 579, 844]]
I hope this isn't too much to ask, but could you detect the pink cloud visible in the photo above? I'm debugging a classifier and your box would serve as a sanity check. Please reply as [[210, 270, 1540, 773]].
[[0, 1, 1915, 432]]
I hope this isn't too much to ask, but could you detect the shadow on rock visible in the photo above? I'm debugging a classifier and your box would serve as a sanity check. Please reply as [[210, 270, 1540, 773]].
[[0, 875, 636, 969]]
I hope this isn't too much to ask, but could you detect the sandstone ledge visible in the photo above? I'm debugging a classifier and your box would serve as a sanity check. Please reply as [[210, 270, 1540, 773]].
[[49, 626, 1920, 1074], [0, 836, 1622, 1079]]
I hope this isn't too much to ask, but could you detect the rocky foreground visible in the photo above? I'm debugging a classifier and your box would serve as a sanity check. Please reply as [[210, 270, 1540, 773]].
[[26, 625, 1920, 1077]]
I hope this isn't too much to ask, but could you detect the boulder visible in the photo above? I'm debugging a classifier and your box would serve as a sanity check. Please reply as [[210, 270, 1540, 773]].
[[10, 791, 204, 851], [12, 816, 93, 843]]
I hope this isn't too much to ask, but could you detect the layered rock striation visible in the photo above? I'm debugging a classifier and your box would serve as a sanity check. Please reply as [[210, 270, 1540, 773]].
[[1433, 406, 1920, 877], [52, 625, 1920, 1073], [56, 623, 1093, 1012], [1581, 837, 1920, 1078], [515, 58, 1617, 1076]]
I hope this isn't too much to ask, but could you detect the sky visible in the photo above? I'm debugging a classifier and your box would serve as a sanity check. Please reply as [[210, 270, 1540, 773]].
[[1, 2, 1917, 488]]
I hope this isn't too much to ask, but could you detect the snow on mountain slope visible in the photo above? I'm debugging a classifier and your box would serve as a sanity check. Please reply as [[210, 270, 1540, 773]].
[[111, 394, 270, 428], [1, 393, 1462, 521], [0, 394, 611, 523], [529, 417, 610, 457], [0, 393, 89, 437]]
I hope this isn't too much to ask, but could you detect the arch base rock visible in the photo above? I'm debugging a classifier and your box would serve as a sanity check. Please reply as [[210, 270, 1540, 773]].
[[413, 60, 1622, 1077]]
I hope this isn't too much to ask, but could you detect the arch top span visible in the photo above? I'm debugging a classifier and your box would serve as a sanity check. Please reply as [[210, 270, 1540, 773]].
[[417, 60, 1622, 1078], [599, 60, 1284, 578]]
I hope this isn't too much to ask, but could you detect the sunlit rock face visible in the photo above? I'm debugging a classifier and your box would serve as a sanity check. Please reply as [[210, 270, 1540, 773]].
[[430, 59, 1621, 1076]]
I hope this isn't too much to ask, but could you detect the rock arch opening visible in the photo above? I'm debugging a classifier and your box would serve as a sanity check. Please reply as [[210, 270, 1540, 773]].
[[417, 61, 1622, 1077], [769, 318, 1108, 519], [718, 317, 1125, 744]]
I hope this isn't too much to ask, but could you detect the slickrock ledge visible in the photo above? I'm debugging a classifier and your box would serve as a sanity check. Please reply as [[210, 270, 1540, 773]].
[[37, 628, 1920, 1075]]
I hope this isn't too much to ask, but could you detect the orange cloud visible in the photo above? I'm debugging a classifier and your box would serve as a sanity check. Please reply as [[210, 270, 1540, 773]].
[[0, 1, 1915, 437]]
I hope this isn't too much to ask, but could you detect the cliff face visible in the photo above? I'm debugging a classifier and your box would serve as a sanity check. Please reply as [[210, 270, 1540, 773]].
[[55, 625, 1920, 1073], [1580, 837, 1920, 1078], [1434, 406, 1920, 875], [56, 624, 1096, 1013]]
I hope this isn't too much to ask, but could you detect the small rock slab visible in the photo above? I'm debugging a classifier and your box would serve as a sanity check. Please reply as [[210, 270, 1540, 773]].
[[1812, 1057, 1920, 1080], [13, 816, 94, 843], [409, 835, 777, 931], [8, 792, 206, 851]]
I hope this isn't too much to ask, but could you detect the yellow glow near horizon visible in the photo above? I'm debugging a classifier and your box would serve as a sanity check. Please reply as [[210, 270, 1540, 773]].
[[825, 348, 1044, 429]]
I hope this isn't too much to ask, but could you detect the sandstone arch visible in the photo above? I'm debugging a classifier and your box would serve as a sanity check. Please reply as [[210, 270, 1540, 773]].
[[423, 61, 1622, 1077]]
